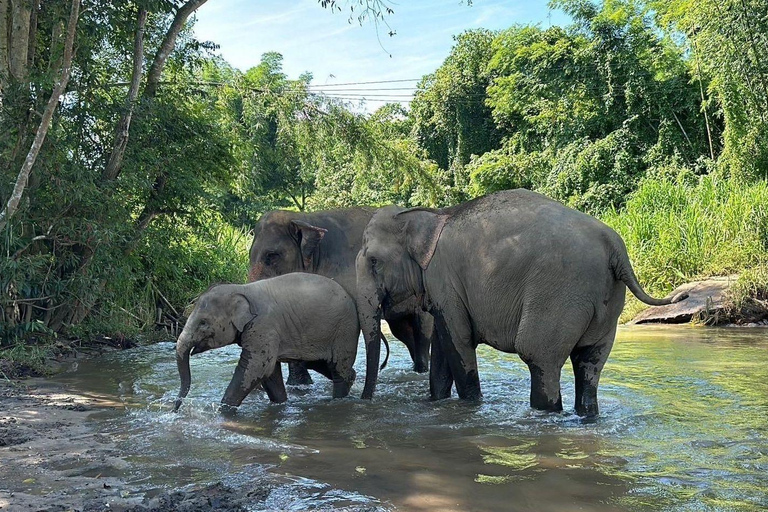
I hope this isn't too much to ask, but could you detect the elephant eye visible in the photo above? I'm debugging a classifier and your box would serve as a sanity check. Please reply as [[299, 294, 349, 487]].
[[369, 256, 378, 266], [265, 252, 280, 265]]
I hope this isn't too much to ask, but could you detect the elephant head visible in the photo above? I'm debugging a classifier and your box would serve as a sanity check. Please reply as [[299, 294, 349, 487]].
[[357, 207, 448, 398], [174, 285, 258, 411], [248, 211, 327, 282]]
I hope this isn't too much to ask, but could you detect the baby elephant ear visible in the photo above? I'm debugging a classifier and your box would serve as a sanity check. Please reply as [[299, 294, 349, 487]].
[[232, 293, 258, 332], [398, 208, 449, 270], [290, 220, 328, 268]]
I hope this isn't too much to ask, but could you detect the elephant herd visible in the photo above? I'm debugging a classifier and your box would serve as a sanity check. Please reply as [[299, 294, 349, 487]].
[[174, 189, 686, 418]]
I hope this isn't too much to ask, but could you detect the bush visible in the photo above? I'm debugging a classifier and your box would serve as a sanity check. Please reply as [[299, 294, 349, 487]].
[[602, 175, 768, 297]]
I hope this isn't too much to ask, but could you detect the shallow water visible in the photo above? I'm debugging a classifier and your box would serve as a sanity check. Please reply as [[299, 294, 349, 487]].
[[50, 326, 768, 511]]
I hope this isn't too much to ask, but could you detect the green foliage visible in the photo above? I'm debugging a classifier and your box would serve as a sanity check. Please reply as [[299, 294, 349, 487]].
[[3, 0, 768, 341], [412, 0, 712, 213], [410, 29, 501, 200], [651, 0, 768, 180], [603, 175, 768, 296]]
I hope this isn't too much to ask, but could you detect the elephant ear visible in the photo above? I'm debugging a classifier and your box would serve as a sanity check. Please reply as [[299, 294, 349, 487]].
[[248, 221, 263, 262], [232, 293, 258, 332], [397, 208, 449, 270], [290, 220, 328, 268]]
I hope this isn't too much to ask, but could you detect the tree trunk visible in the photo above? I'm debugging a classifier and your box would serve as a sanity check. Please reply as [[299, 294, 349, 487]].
[[0, 0, 80, 231], [8, 0, 31, 81], [102, 7, 148, 182], [119, 0, 209, 242], [26, 0, 40, 72], [143, 0, 209, 99], [0, 0, 10, 94]]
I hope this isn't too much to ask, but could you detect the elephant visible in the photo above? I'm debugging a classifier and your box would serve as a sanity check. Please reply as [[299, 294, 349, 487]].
[[356, 189, 688, 417], [174, 273, 360, 411], [248, 207, 433, 385]]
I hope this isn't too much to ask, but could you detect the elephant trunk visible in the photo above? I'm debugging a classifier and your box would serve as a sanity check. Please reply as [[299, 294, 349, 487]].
[[357, 252, 382, 399], [173, 331, 194, 412]]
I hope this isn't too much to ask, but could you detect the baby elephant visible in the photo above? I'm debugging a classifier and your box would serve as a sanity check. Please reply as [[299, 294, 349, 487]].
[[173, 273, 359, 411]]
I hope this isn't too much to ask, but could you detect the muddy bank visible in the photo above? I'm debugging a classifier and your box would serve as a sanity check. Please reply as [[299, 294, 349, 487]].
[[0, 381, 273, 511]]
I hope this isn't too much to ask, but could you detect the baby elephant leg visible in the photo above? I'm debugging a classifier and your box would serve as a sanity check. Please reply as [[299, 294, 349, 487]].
[[261, 364, 288, 403], [330, 360, 356, 399], [221, 348, 263, 409]]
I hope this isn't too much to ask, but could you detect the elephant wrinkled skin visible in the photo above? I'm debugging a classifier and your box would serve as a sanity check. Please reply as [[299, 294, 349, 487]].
[[356, 189, 687, 417], [174, 273, 360, 412]]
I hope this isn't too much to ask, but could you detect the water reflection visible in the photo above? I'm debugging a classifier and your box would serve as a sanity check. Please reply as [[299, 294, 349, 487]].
[[51, 326, 768, 511]]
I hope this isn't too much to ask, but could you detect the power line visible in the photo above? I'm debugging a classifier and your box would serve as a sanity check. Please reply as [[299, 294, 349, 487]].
[[323, 96, 412, 103], [321, 93, 415, 98], [307, 87, 418, 91], [305, 78, 421, 88]]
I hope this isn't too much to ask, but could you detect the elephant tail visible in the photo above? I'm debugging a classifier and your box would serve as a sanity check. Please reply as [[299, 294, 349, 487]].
[[379, 332, 390, 371], [611, 238, 689, 306]]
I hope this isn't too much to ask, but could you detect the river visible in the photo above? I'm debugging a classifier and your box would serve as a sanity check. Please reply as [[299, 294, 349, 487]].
[[48, 325, 768, 511]]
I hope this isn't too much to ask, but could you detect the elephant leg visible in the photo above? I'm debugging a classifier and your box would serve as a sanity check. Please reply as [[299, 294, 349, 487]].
[[526, 361, 563, 412], [571, 327, 616, 418], [432, 309, 481, 401], [429, 333, 453, 400], [330, 362, 355, 399], [305, 360, 334, 380], [388, 316, 429, 373], [221, 348, 263, 408], [286, 361, 313, 385], [262, 364, 288, 403]]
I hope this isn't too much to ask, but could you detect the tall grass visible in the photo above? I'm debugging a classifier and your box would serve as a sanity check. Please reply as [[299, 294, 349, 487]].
[[602, 176, 768, 298]]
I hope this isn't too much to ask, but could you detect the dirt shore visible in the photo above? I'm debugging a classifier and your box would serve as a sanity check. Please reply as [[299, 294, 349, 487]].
[[0, 380, 270, 511]]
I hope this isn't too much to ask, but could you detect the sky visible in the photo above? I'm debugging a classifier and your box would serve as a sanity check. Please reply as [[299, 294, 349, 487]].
[[193, 0, 569, 107]]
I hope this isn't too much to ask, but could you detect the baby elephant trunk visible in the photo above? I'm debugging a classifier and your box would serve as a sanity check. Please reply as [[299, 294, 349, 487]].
[[173, 332, 194, 412]]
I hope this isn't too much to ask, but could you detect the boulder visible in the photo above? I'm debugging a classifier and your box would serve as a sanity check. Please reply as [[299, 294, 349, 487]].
[[630, 276, 737, 324]]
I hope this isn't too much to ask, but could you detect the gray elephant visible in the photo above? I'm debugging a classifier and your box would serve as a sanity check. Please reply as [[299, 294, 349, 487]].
[[248, 208, 433, 385], [174, 273, 360, 411], [356, 189, 687, 417]]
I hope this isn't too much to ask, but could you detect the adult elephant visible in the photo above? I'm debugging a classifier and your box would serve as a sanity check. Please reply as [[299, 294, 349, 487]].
[[248, 207, 433, 385], [356, 189, 687, 417]]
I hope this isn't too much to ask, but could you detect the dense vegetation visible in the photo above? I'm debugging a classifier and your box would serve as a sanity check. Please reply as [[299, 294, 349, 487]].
[[1, 0, 767, 355]]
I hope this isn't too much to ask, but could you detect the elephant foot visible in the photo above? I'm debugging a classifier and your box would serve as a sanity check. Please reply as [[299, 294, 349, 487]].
[[575, 400, 599, 418], [413, 360, 429, 373], [528, 362, 563, 413], [457, 389, 483, 401], [577, 413, 599, 424], [455, 369, 482, 400], [332, 379, 353, 398], [530, 394, 563, 413], [218, 403, 239, 416], [286, 363, 313, 385]]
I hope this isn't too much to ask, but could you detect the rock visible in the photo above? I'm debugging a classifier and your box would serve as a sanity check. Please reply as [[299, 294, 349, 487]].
[[630, 276, 736, 324]]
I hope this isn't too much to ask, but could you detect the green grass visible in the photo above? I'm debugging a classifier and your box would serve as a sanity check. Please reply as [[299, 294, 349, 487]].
[[602, 175, 768, 322], [0, 342, 54, 378]]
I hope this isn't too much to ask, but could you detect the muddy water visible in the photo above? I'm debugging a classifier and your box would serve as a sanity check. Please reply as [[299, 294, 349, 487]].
[[49, 326, 768, 511]]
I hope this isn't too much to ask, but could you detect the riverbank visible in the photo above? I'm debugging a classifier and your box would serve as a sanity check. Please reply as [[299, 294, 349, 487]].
[[0, 379, 274, 511]]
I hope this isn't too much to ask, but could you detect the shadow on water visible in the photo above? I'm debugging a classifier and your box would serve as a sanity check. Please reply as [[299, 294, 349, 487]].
[[50, 325, 768, 511]]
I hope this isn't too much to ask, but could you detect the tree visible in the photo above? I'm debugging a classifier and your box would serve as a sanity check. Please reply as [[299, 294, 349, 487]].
[[0, 0, 80, 231], [651, 0, 768, 180], [410, 29, 501, 199]]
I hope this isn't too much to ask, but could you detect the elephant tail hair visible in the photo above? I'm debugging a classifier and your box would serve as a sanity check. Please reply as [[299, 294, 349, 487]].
[[611, 241, 689, 307], [379, 332, 390, 371]]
